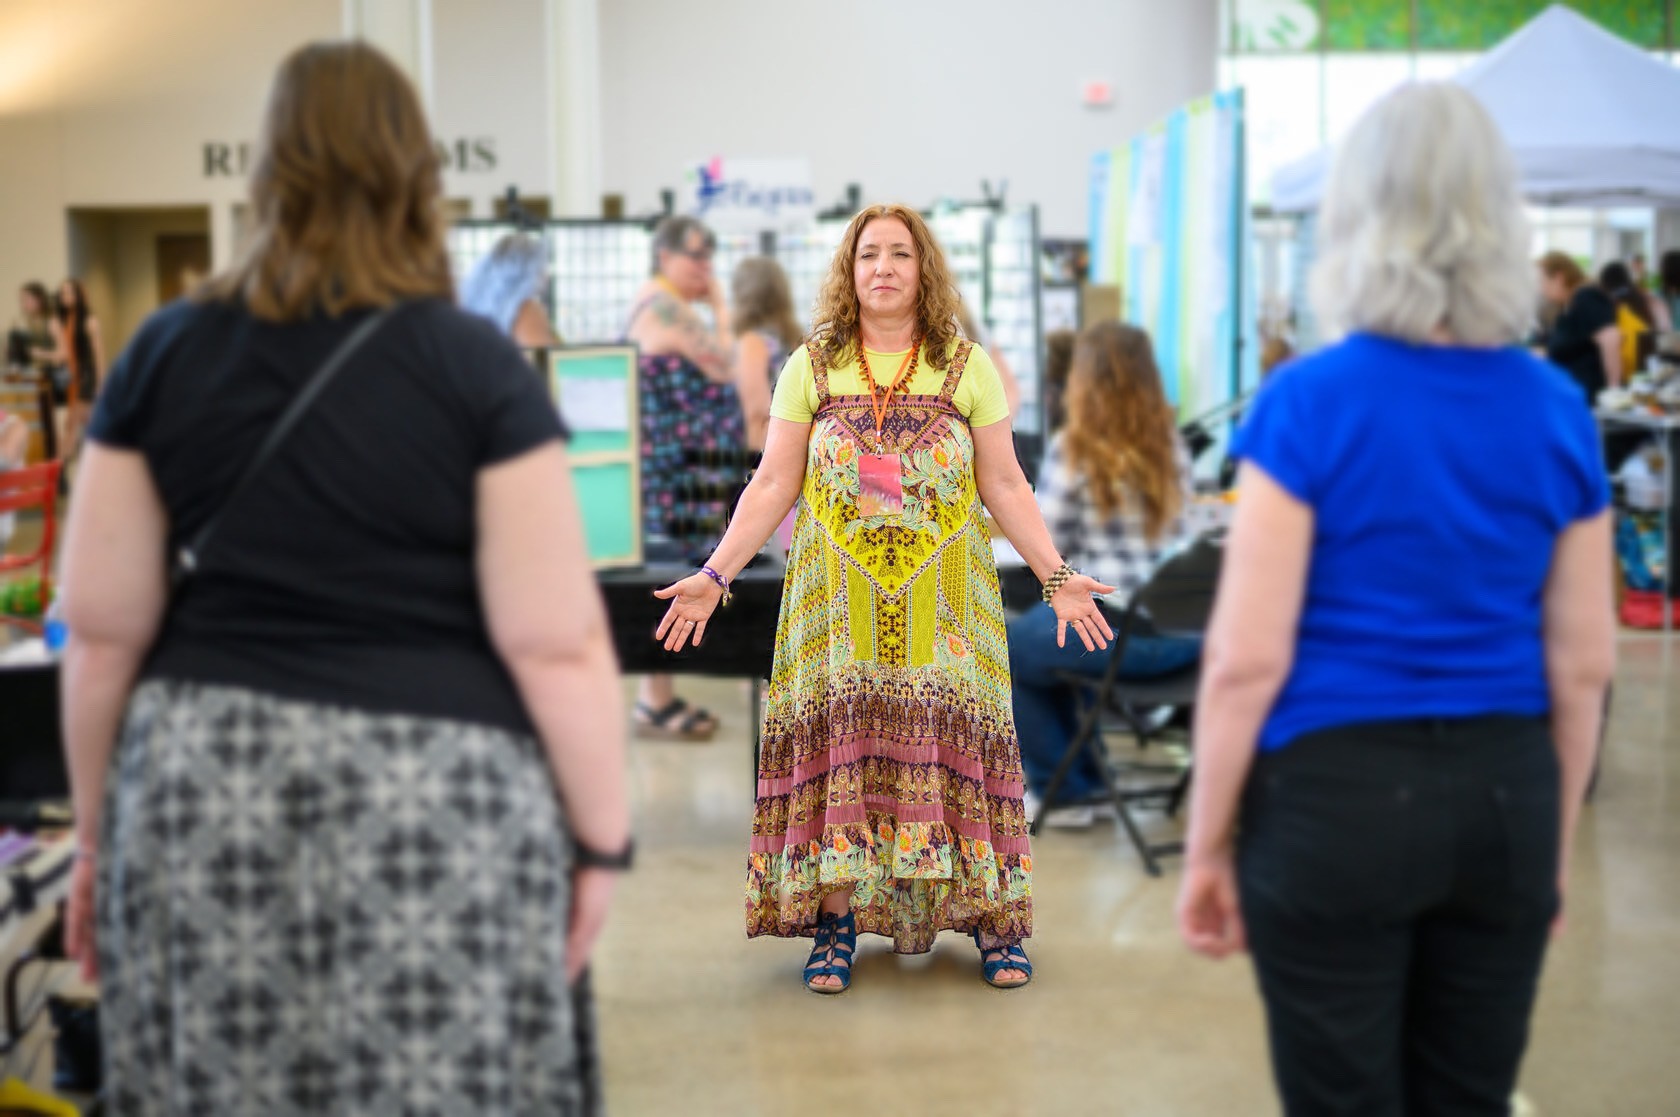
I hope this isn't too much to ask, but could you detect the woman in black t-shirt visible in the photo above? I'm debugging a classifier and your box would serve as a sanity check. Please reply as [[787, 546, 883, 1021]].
[[56, 43, 624, 1115], [1539, 250, 1622, 400]]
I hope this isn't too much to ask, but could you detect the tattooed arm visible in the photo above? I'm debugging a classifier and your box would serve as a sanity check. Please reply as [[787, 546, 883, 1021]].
[[641, 289, 734, 384]]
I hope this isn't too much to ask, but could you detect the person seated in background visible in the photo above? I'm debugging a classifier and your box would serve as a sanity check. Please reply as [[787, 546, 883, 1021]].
[[1040, 328, 1075, 435], [1006, 321, 1200, 827], [1539, 251, 1621, 400], [1600, 260, 1667, 373], [729, 256, 803, 453], [459, 231, 563, 348]]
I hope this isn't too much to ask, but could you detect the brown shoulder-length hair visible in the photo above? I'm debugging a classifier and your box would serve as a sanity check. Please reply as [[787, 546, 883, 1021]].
[[1062, 322, 1183, 540], [731, 256, 803, 350], [201, 41, 452, 320], [1538, 250, 1588, 294], [809, 204, 961, 371]]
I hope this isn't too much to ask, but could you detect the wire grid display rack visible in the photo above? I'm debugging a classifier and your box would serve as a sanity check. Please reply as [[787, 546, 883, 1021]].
[[444, 205, 1043, 433]]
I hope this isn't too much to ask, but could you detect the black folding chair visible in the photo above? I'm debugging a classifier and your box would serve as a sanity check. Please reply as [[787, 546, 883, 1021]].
[[1031, 533, 1224, 876]]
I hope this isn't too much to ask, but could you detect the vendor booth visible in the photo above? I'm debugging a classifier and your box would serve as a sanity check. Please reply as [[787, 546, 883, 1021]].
[[1269, 4, 1680, 623]]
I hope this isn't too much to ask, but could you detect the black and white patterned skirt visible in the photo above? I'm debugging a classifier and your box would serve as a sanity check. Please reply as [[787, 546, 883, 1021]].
[[96, 679, 601, 1116]]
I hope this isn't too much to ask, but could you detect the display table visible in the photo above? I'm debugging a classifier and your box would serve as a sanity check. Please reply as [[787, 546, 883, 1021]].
[[1, 834, 72, 1058], [1598, 409, 1678, 628]]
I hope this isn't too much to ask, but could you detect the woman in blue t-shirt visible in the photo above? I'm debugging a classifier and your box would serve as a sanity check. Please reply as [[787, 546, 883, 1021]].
[[1176, 83, 1615, 1115]]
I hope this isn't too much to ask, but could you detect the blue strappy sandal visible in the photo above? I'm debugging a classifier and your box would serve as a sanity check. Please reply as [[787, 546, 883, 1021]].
[[803, 911, 857, 994], [973, 930, 1033, 989]]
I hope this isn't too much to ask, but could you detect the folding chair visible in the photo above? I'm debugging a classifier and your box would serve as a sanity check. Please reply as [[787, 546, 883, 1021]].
[[1031, 532, 1224, 876], [0, 460, 63, 636]]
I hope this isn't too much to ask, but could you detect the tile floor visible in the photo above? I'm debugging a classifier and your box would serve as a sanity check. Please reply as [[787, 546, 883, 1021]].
[[593, 637, 1680, 1116]]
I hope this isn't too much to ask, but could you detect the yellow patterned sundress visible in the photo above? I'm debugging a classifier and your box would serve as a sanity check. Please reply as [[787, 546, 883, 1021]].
[[745, 339, 1032, 953]]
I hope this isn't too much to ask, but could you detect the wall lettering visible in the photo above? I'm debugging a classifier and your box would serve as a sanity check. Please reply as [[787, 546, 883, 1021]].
[[202, 137, 497, 176], [202, 142, 252, 178]]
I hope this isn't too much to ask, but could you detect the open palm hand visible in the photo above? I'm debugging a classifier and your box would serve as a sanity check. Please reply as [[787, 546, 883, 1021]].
[[1050, 574, 1117, 651]]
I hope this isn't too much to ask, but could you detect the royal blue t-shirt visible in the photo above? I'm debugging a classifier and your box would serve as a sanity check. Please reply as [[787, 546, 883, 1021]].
[[1232, 333, 1610, 752]]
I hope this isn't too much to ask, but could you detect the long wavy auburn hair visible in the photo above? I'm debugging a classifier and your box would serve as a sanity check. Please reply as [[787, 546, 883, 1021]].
[[1062, 322, 1182, 540], [202, 41, 453, 320], [809, 204, 962, 371]]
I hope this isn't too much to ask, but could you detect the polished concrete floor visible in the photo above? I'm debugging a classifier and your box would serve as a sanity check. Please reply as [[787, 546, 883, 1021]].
[[594, 637, 1680, 1116]]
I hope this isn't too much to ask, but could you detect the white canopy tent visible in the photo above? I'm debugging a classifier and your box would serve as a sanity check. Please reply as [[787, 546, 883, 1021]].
[[1270, 4, 1680, 212]]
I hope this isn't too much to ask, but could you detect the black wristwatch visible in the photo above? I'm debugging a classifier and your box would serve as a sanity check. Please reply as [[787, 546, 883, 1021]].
[[573, 835, 635, 871]]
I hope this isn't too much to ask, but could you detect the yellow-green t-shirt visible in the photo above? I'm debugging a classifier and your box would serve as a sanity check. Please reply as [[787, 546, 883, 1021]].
[[769, 342, 1011, 428]]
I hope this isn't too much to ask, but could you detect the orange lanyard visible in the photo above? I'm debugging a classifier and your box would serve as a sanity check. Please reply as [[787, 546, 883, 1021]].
[[857, 338, 920, 450]]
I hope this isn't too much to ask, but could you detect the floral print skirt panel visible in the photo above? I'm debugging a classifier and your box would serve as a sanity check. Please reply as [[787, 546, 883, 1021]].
[[637, 352, 745, 550], [745, 341, 1032, 954]]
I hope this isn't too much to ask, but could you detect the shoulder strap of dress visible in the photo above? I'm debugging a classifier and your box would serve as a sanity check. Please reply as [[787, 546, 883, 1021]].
[[806, 339, 831, 403], [938, 339, 974, 405]]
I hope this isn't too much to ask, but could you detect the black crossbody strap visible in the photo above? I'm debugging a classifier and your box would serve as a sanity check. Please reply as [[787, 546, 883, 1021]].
[[173, 305, 395, 586]]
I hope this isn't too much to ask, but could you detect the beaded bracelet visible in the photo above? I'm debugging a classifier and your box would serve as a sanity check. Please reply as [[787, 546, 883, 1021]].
[[700, 565, 733, 607], [1041, 563, 1077, 605]]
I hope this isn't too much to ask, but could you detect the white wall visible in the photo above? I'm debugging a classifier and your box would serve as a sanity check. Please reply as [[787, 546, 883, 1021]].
[[598, 0, 1220, 237], [0, 0, 340, 313], [430, 0, 555, 212]]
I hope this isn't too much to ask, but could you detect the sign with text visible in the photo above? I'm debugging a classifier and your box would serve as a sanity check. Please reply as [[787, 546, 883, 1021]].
[[202, 137, 498, 178], [681, 157, 815, 233]]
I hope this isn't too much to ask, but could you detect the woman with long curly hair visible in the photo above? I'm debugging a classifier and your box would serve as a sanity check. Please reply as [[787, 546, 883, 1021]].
[[1006, 322, 1199, 825], [652, 203, 1114, 993]]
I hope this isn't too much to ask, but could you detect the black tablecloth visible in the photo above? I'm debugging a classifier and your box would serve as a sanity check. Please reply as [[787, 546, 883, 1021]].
[[599, 559, 1040, 680], [598, 564, 784, 679]]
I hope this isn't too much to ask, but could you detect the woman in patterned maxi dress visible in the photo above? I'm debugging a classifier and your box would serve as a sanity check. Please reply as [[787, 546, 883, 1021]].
[[655, 205, 1116, 992]]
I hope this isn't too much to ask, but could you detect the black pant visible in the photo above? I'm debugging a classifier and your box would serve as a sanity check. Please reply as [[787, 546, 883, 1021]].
[[1239, 717, 1560, 1117]]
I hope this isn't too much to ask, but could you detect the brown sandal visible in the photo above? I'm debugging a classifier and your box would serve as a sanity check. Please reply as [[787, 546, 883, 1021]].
[[633, 698, 718, 741]]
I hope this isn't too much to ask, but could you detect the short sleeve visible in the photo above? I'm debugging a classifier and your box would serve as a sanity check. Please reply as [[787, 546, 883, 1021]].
[[769, 346, 820, 423], [1230, 365, 1318, 504], [472, 323, 567, 466], [955, 344, 1010, 428], [87, 302, 188, 450], [1559, 391, 1612, 521], [1575, 288, 1617, 334]]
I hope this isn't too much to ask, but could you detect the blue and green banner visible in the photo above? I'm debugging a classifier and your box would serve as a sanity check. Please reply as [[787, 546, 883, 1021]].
[[1089, 90, 1248, 421]]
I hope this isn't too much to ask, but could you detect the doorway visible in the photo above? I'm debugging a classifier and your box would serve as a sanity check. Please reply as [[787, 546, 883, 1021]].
[[156, 233, 211, 303], [66, 206, 212, 357]]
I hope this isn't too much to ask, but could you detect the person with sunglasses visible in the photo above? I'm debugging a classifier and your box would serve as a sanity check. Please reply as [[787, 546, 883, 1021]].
[[624, 215, 747, 740]]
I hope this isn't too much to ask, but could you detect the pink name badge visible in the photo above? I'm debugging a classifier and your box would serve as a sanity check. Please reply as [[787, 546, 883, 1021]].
[[857, 452, 904, 518]]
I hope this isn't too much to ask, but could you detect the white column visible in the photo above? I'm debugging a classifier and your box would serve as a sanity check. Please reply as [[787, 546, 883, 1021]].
[[547, 0, 603, 217], [1656, 210, 1680, 257], [209, 202, 237, 271], [341, 0, 434, 111]]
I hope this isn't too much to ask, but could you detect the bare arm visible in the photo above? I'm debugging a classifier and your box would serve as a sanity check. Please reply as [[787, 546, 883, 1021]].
[[991, 346, 1022, 419], [477, 443, 628, 855], [39, 319, 68, 364], [972, 419, 1060, 581], [1541, 511, 1615, 897], [59, 445, 170, 853], [1177, 464, 1311, 958], [511, 299, 561, 348], [652, 417, 809, 649], [1182, 464, 1313, 867], [972, 418, 1115, 650], [1595, 325, 1623, 388], [637, 291, 733, 384], [733, 331, 772, 452]]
